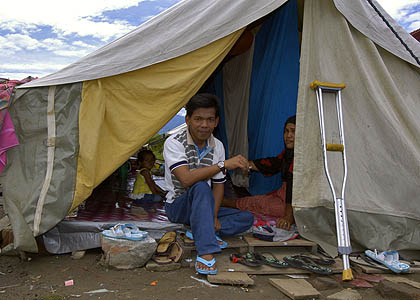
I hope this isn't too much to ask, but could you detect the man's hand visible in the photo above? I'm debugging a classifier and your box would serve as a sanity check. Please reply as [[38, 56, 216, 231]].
[[224, 155, 249, 172], [214, 217, 221, 232]]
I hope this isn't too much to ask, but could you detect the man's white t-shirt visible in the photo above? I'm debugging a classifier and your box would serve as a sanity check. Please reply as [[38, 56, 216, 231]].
[[163, 129, 226, 203]]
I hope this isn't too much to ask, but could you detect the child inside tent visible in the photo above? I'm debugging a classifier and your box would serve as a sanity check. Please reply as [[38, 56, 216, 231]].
[[129, 149, 167, 204]]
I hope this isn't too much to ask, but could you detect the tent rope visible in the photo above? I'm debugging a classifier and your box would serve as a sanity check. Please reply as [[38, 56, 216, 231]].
[[366, 0, 420, 66]]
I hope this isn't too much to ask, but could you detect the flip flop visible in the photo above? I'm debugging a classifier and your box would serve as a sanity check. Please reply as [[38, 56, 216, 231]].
[[195, 256, 217, 275], [152, 254, 172, 264], [230, 253, 263, 267], [254, 252, 289, 268], [156, 231, 176, 254], [294, 254, 336, 266], [365, 250, 410, 274], [350, 254, 389, 271], [168, 241, 183, 263], [180, 232, 194, 246], [102, 223, 147, 241], [284, 255, 333, 275], [185, 230, 227, 249]]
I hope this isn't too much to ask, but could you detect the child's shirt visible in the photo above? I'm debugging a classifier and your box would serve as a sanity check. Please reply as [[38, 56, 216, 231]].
[[132, 168, 153, 195]]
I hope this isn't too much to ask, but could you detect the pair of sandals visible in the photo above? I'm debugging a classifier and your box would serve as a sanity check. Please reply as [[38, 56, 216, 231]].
[[230, 252, 288, 268], [152, 231, 183, 264], [102, 223, 148, 241], [185, 230, 227, 249]]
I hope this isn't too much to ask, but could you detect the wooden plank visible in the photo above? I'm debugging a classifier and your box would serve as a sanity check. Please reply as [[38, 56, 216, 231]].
[[382, 275, 420, 289], [269, 278, 320, 299], [244, 235, 316, 247], [244, 235, 317, 253], [207, 272, 254, 286], [216, 249, 343, 275]]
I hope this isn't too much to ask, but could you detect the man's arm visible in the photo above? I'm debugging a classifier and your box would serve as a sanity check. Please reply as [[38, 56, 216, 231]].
[[212, 183, 224, 231], [172, 155, 249, 188]]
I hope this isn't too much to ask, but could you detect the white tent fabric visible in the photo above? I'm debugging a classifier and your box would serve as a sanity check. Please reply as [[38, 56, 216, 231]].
[[21, 0, 419, 89], [294, 0, 420, 254], [334, 0, 420, 67], [21, 0, 287, 88]]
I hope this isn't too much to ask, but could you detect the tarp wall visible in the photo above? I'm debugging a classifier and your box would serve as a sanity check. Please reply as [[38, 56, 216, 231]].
[[3, 84, 81, 251], [247, 0, 299, 195], [294, 0, 420, 254]]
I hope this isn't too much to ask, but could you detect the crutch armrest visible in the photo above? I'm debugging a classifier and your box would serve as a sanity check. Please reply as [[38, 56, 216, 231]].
[[310, 80, 346, 90]]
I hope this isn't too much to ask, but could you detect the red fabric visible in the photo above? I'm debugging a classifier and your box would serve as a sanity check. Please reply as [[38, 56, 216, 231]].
[[236, 182, 286, 217]]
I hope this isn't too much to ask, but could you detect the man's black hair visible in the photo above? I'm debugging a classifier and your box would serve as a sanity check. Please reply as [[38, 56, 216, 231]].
[[137, 148, 155, 162], [185, 93, 220, 118]]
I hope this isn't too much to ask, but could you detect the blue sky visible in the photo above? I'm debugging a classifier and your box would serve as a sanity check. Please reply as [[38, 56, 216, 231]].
[[0, 0, 419, 80]]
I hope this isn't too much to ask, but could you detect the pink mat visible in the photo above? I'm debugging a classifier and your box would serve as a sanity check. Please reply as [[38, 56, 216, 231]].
[[66, 194, 169, 223]]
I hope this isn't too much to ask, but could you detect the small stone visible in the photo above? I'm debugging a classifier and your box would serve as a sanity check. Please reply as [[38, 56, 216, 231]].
[[327, 288, 362, 300], [0, 243, 20, 256], [71, 250, 86, 260], [145, 260, 181, 272]]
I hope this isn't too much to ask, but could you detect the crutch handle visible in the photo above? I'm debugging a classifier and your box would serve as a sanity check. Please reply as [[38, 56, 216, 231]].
[[326, 143, 344, 152], [310, 80, 346, 90]]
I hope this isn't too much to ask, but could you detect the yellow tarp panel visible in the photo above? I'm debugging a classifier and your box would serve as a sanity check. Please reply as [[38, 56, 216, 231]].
[[71, 29, 244, 210]]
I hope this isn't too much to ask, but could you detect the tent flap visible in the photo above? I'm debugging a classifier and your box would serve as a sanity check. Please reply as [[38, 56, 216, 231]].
[[72, 30, 244, 209], [3, 83, 81, 251]]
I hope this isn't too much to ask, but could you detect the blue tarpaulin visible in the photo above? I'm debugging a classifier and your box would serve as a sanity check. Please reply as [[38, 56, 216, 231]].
[[247, 0, 299, 195], [206, 0, 299, 195]]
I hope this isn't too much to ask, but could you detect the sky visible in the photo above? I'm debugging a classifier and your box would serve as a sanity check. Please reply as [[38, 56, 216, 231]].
[[0, 0, 419, 80]]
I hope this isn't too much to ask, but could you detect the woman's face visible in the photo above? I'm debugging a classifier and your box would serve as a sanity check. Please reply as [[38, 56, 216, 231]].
[[284, 123, 296, 149]]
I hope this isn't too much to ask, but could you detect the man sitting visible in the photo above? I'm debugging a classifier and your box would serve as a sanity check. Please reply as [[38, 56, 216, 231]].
[[163, 93, 254, 275]]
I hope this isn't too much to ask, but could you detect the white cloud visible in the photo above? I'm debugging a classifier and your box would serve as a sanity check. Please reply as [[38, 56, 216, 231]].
[[376, 0, 419, 20], [0, 62, 68, 72], [72, 41, 100, 49], [53, 49, 92, 57], [0, 0, 145, 42], [0, 34, 42, 51]]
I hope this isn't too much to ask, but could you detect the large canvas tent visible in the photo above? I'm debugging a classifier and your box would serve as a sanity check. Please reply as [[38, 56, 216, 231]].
[[3, 0, 420, 254]]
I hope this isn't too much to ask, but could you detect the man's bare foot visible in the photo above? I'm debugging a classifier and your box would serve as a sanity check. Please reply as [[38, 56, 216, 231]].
[[196, 254, 216, 272]]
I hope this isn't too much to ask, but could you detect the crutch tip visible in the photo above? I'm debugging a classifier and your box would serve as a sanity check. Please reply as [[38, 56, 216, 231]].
[[342, 268, 354, 281]]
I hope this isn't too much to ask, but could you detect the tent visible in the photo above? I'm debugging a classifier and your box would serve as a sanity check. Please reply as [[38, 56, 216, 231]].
[[3, 0, 420, 254]]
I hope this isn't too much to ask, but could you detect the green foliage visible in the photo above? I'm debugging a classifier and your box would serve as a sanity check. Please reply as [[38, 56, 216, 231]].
[[147, 133, 167, 162]]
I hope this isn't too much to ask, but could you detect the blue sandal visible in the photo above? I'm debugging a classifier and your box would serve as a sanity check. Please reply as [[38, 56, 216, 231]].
[[186, 230, 227, 249], [195, 256, 217, 275]]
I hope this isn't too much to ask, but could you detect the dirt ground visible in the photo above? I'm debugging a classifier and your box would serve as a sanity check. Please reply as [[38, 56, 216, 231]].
[[1, 205, 420, 300]]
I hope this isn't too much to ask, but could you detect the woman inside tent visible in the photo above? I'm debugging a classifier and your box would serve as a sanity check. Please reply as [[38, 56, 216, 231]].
[[222, 115, 296, 230]]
